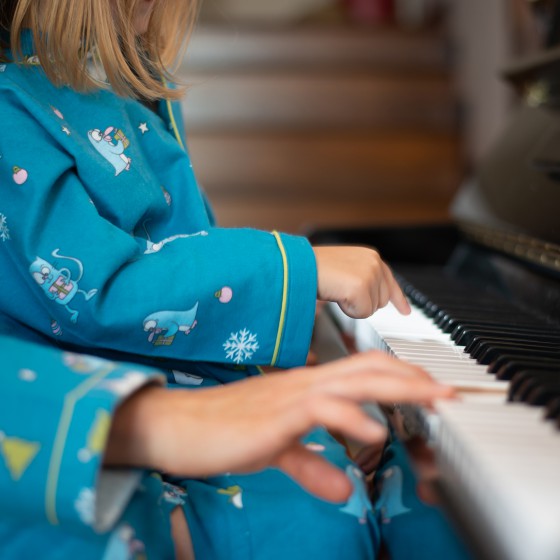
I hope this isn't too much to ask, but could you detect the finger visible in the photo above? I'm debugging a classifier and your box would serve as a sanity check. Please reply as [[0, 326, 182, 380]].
[[416, 481, 440, 505], [307, 395, 388, 444], [357, 453, 382, 475], [405, 437, 439, 479], [360, 373, 455, 403], [315, 368, 455, 404], [354, 445, 374, 466], [315, 300, 326, 317], [354, 351, 433, 381], [383, 263, 411, 315], [306, 349, 319, 366], [376, 267, 391, 311], [307, 350, 435, 382], [274, 443, 353, 503], [354, 445, 384, 473]]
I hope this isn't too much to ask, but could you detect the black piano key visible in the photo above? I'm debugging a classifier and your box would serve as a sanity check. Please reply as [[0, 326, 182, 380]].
[[510, 369, 559, 390], [454, 323, 541, 339], [397, 269, 560, 416], [438, 314, 546, 334], [491, 356, 560, 380], [442, 319, 543, 337], [431, 305, 537, 319], [428, 297, 530, 310], [469, 337, 560, 354], [474, 344, 560, 365], [526, 383, 560, 406], [546, 396, 560, 420], [445, 316, 548, 333], [463, 332, 560, 354], [509, 371, 560, 402]]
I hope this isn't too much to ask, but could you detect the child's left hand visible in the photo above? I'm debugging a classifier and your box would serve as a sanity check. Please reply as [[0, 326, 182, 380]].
[[313, 246, 411, 319]]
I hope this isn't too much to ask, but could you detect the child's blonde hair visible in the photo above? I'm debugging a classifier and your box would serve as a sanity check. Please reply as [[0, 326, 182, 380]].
[[1, 0, 198, 100]]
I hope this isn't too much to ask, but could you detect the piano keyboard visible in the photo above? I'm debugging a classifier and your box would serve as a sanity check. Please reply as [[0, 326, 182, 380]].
[[332, 271, 560, 560]]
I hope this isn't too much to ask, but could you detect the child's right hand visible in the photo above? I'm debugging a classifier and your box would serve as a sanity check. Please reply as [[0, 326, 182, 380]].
[[313, 246, 411, 319], [104, 351, 453, 503]]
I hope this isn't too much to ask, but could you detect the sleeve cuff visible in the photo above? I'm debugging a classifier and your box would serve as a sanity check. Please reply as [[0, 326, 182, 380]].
[[56, 361, 165, 533], [94, 468, 144, 533], [0, 336, 165, 534], [270, 232, 317, 368]]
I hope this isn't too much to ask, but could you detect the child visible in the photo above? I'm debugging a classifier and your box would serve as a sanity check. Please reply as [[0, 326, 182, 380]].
[[0, 1, 469, 559]]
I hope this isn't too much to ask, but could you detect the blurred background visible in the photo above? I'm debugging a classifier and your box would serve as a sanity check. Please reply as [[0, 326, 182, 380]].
[[178, 0, 549, 233]]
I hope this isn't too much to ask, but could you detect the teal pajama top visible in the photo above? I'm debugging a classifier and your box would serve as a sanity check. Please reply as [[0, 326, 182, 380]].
[[0, 31, 332, 557], [0, 31, 317, 373]]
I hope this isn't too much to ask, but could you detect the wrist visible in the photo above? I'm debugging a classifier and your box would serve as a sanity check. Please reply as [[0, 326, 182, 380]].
[[104, 385, 168, 470]]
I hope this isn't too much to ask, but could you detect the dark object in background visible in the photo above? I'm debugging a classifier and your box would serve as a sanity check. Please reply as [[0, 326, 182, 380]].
[[308, 223, 459, 267], [341, 0, 394, 24]]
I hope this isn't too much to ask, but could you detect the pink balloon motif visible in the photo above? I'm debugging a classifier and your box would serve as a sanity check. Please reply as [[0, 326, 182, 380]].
[[12, 166, 28, 185], [215, 286, 233, 304], [52, 107, 64, 119], [161, 186, 172, 206], [51, 319, 63, 336]]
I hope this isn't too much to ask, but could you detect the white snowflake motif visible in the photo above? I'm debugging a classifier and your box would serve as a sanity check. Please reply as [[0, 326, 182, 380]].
[[223, 329, 259, 364], [75, 487, 96, 526], [0, 214, 10, 242]]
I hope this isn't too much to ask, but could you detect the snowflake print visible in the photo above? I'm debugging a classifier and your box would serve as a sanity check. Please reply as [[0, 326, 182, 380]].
[[75, 487, 96, 526], [224, 329, 259, 364], [0, 214, 10, 242]]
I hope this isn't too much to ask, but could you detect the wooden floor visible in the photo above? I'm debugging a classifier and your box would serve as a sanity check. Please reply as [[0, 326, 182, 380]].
[[180, 23, 463, 234]]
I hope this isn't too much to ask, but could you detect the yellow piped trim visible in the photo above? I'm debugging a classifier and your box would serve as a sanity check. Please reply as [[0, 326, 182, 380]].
[[271, 231, 288, 366], [45, 364, 115, 526], [166, 98, 185, 150], [161, 77, 185, 150]]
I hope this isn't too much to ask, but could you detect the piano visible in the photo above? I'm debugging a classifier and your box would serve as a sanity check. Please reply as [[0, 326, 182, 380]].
[[308, 51, 560, 560]]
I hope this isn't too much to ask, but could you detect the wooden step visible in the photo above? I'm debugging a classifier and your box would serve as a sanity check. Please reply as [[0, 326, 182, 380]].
[[181, 72, 456, 131], [182, 24, 449, 74], [188, 130, 462, 197], [180, 22, 461, 232], [206, 191, 453, 233]]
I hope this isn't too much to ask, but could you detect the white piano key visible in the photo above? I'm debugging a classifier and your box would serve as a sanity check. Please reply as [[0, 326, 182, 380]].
[[436, 399, 560, 560], [353, 303, 509, 392], [343, 299, 560, 560]]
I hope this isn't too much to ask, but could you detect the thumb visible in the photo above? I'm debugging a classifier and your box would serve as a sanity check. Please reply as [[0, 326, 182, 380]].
[[274, 443, 353, 503]]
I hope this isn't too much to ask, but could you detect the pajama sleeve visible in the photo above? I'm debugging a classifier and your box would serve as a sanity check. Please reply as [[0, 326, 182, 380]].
[[0, 333, 165, 534], [0, 96, 317, 369]]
